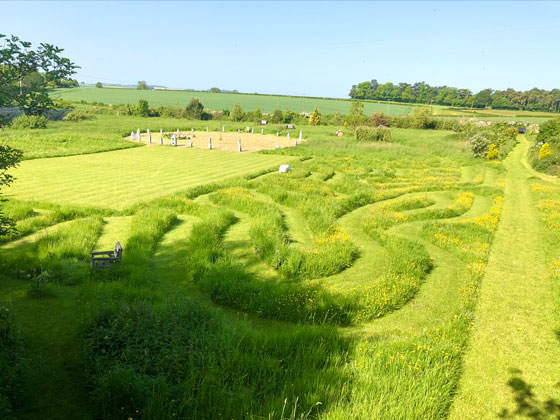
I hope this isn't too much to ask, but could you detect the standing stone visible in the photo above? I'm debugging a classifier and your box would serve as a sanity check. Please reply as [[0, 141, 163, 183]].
[[160, 128, 163, 135], [189, 140, 193, 148], [147, 128, 150, 136], [171, 134, 177, 146], [191, 128, 194, 133], [275, 144, 280, 149], [137, 128, 140, 142], [238, 138, 242, 152], [160, 136, 163, 145], [261, 128, 264, 134], [177, 128, 180, 133], [294, 139, 297, 146], [287, 133, 290, 140], [299, 130, 302, 143], [149, 134, 152, 144], [237, 128, 240, 133], [206, 127, 208, 132], [131, 131, 135, 140], [222, 126, 225, 132], [208, 137, 212, 149], [276, 131, 279, 136]]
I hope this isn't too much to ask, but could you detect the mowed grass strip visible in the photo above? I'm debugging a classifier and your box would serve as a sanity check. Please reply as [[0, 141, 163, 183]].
[[6, 147, 292, 209], [449, 137, 560, 419]]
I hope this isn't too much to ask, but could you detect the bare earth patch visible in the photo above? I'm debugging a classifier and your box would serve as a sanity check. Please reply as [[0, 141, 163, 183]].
[[129, 130, 303, 152]]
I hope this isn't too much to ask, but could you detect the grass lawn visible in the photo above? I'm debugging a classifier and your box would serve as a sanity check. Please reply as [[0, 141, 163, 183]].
[[6, 146, 293, 210]]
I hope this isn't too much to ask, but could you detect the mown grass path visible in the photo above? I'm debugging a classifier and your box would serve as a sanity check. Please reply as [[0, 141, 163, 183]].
[[449, 136, 560, 418]]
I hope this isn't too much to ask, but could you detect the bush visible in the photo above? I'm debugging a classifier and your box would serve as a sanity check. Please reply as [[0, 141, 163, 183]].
[[537, 117, 560, 143], [10, 114, 48, 129], [95, 82, 102, 88], [369, 112, 389, 127], [63, 109, 96, 121], [309, 107, 320, 126], [539, 142, 551, 160], [411, 107, 436, 129], [469, 133, 490, 158], [487, 143, 499, 160], [355, 126, 392, 142]]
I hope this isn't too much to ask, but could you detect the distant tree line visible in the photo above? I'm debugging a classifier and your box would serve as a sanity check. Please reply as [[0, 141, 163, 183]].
[[349, 79, 560, 112]]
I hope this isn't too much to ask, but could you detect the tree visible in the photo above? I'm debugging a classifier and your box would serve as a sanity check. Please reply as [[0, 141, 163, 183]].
[[184, 98, 204, 120], [137, 80, 148, 90], [348, 100, 364, 127], [210, 87, 221, 93], [230, 102, 244, 122], [309, 107, 320, 126], [270, 108, 283, 123], [0, 144, 23, 237], [136, 99, 149, 117], [252, 107, 263, 122], [0, 34, 78, 124], [283, 110, 297, 123], [95, 82, 102, 88]]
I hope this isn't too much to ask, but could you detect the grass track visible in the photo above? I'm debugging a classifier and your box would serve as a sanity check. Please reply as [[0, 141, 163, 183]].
[[449, 136, 560, 418], [7, 147, 293, 209]]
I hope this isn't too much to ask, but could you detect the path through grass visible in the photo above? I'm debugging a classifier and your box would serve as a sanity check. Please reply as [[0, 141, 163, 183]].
[[449, 136, 560, 419]]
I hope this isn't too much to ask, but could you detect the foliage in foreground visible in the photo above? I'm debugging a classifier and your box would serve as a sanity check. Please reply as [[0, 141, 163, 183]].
[[0, 306, 24, 418]]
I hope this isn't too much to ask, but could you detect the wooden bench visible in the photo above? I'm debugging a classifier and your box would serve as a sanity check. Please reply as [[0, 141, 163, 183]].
[[90, 242, 122, 269]]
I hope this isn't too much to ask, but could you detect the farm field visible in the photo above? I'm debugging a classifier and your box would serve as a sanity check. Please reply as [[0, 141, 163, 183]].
[[51, 86, 559, 123], [1, 114, 560, 420], [52, 87, 415, 115]]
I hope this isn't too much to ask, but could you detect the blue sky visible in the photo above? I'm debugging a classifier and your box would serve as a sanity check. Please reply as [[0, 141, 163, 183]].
[[1, 1, 559, 98]]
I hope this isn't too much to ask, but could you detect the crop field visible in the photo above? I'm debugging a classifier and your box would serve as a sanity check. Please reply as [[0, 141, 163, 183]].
[[1, 113, 560, 420], [52, 87, 414, 115], [51, 87, 558, 123]]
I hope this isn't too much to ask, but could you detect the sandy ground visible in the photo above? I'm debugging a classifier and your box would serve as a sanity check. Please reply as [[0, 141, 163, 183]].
[[128, 130, 304, 152]]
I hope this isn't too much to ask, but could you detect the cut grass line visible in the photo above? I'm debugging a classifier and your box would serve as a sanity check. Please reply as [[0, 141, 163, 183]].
[[94, 216, 133, 251], [448, 136, 560, 419]]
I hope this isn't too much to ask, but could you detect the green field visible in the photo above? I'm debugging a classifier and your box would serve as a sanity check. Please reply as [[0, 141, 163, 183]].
[[1, 112, 560, 420], [6, 147, 292, 209], [51, 87, 559, 123], [52, 86, 414, 115]]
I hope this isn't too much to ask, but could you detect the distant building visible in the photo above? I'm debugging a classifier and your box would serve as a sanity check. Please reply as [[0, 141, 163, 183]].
[[260, 120, 268, 125]]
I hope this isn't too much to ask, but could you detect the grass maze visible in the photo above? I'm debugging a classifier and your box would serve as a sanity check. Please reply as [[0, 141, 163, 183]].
[[0, 132, 510, 419]]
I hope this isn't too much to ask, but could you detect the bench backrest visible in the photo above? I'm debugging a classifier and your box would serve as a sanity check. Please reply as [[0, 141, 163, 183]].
[[114, 242, 123, 259]]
